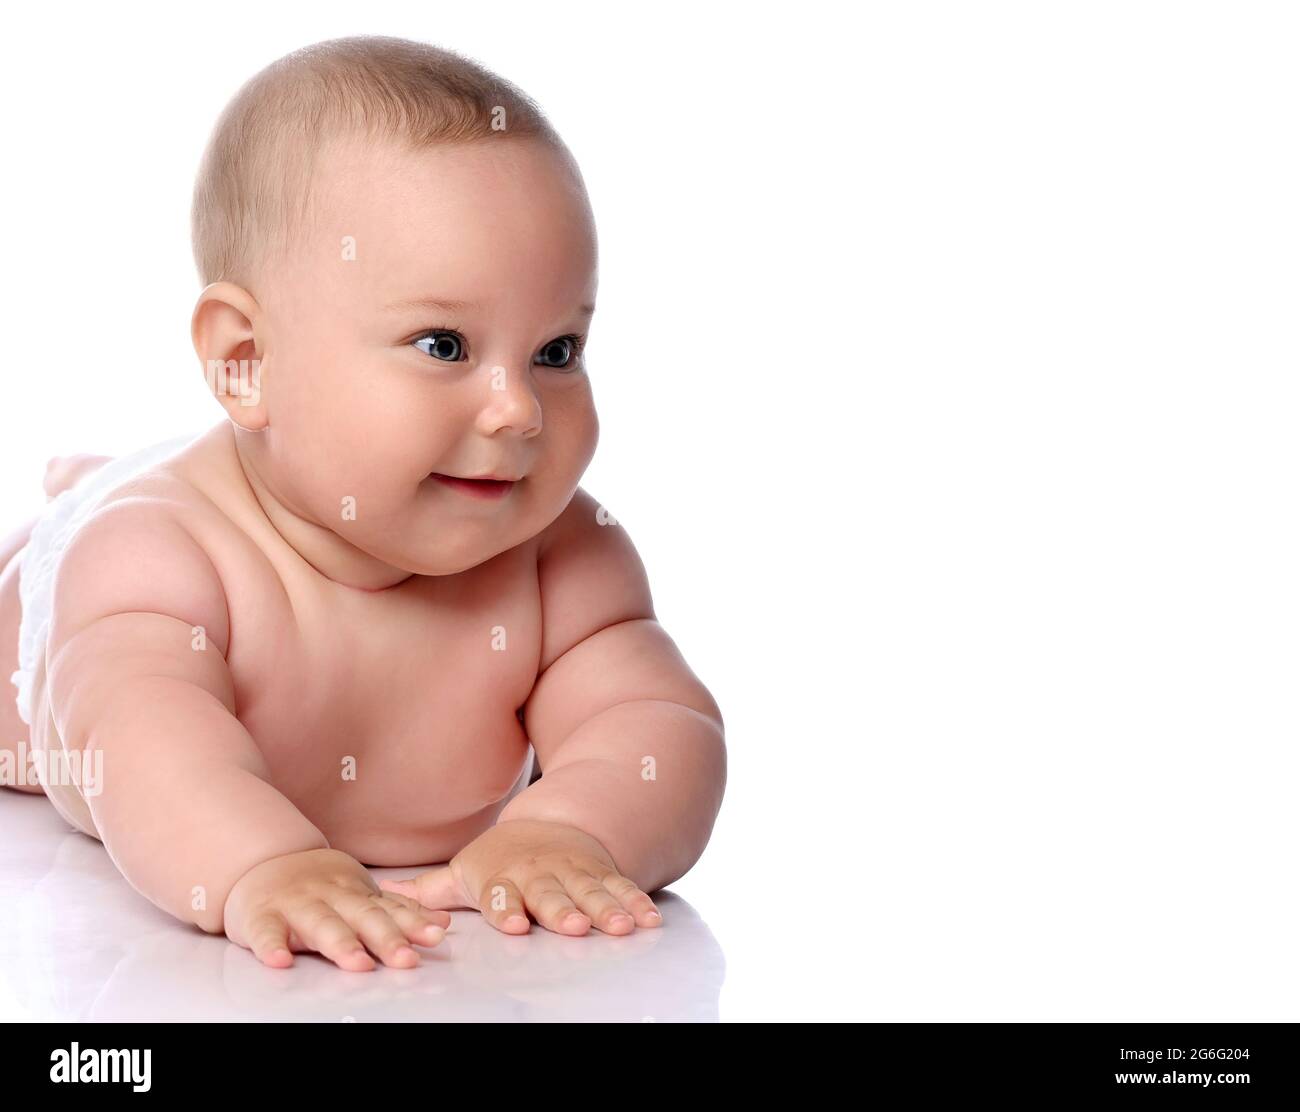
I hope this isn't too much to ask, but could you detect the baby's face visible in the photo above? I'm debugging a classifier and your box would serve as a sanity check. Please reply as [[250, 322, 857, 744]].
[[255, 135, 599, 576]]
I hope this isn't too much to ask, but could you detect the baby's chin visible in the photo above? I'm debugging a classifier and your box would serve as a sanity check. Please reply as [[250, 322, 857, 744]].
[[352, 522, 528, 578], [327, 476, 562, 576]]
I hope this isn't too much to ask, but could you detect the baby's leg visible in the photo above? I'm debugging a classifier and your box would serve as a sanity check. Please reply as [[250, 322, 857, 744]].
[[43, 454, 112, 499], [0, 518, 40, 793]]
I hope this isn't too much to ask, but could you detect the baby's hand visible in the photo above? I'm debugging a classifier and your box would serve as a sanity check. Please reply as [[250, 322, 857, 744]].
[[379, 819, 663, 937], [223, 848, 451, 971]]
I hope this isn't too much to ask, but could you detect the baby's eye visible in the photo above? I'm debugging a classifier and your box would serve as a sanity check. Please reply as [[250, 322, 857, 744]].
[[413, 330, 466, 362], [534, 335, 584, 370]]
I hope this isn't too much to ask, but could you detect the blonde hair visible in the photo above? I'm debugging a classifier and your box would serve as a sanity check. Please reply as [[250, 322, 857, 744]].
[[190, 35, 565, 291]]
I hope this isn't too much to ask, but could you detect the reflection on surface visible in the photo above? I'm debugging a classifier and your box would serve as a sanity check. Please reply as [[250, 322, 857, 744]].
[[0, 792, 723, 1021]]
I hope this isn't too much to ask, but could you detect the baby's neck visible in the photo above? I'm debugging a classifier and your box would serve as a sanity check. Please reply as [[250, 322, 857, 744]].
[[226, 425, 414, 592]]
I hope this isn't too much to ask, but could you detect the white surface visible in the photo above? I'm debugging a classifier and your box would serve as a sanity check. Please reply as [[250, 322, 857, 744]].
[[0, 794, 724, 1022], [3, 3, 1300, 1022]]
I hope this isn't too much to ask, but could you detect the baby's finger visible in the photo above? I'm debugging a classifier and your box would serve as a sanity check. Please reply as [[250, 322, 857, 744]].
[[476, 876, 529, 935], [379, 889, 453, 929], [522, 873, 591, 936], [244, 910, 295, 968], [373, 889, 452, 930], [599, 871, 664, 929], [560, 869, 635, 935], [379, 866, 462, 911], [286, 901, 376, 972], [339, 900, 421, 968], [371, 894, 449, 948]]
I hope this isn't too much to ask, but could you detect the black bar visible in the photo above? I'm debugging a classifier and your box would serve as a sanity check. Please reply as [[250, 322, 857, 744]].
[[3, 1021, 1293, 1098]]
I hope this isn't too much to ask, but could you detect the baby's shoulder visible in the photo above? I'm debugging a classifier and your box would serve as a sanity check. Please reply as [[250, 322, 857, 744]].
[[54, 430, 240, 572], [535, 486, 624, 562], [50, 470, 232, 653], [530, 486, 654, 666], [68, 457, 230, 567]]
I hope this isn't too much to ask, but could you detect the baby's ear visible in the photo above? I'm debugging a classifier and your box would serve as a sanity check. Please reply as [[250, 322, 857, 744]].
[[191, 282, 269, 431]]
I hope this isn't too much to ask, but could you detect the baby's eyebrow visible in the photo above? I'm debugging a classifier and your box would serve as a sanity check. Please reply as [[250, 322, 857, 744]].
[[384, 296, 481, 314]]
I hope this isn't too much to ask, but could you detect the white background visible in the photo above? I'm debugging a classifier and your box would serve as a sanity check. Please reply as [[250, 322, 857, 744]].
[[1, 1, 1298, 1020]]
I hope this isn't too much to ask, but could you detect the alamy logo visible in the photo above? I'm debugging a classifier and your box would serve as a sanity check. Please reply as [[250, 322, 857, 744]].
[[205, 358, 262, 406], [0, 743, 102, 795], [49, 1043, 151, 1091]]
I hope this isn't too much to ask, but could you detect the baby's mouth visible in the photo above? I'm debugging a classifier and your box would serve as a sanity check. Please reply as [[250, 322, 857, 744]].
[[429, 472, 518, 500]]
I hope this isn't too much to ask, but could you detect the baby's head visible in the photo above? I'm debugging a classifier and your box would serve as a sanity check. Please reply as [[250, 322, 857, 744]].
[[190, 37, 598, 580]]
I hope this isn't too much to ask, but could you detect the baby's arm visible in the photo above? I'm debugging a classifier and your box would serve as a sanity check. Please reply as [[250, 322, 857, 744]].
[[383, 490, 726, 932], [47, 500, 446, 968], [501, 491, 727, 891]]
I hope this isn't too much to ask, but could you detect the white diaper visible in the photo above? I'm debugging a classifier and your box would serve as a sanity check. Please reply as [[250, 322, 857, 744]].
[[10, 435, 197, 726]]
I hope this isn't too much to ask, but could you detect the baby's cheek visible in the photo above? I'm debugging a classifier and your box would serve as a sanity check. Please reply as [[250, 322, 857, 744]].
[[519, 478, 567, 535]]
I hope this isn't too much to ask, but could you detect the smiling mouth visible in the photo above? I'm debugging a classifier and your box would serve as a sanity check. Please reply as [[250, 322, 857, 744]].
[[430, 473, 518, 499]]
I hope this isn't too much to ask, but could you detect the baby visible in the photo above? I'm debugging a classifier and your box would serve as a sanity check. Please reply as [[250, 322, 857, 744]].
[[0, 36, 725, 971]]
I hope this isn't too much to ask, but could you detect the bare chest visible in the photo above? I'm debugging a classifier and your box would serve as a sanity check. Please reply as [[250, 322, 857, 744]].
[[225, 549, 543, 862]]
